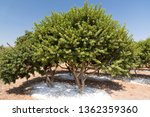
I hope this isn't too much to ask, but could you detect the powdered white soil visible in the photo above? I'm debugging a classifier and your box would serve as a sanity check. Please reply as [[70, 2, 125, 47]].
[[0, 70, 150, 100]]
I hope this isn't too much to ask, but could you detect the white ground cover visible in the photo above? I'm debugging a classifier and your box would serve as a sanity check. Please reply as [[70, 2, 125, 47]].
[[120, 76, 150, 85], [31, 73, 150, 100], [31, 73, 111, 100], [31, 82, 111, 100]]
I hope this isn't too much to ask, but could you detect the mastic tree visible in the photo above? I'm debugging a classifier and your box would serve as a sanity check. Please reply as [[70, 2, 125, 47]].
[[32, 3, 135, 91], [137, 38, 150, 68], [32, 14, 63, 86], [61, 3, 135, 90], [0, 32, 37, 84], [0, 3, 135, 92]]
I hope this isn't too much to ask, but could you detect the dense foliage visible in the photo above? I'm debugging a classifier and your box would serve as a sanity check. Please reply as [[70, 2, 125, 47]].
[[0, 3, 143, 91], [0, 45, 5, 59], [137, 38, 150, 68], [0, 32, 39, 84]]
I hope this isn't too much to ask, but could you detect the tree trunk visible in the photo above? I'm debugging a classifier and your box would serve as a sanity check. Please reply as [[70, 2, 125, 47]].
[[80, 78, 85, 92], [134, 69, 137, 76], [73, 72, 82, 91], [46, 73, 54, 87], [45, 65, 58, 87], [67, 62, 87, 93], [73, 71, 86, 93]]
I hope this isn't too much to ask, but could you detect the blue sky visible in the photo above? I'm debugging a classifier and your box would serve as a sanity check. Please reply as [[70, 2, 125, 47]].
[[0, 0, 150, 46]]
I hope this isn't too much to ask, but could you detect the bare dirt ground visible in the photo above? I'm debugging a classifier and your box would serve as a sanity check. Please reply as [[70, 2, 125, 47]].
[[110, 80, 150, 100], [0, 70, 150, 100]]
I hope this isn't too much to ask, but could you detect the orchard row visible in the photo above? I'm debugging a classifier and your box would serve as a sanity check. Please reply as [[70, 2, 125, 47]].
[[0, 3, 149, 91]]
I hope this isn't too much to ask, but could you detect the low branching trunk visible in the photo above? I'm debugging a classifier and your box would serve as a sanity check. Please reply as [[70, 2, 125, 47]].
[[46, 74, 55, 87], [45, 64, 58, 87], [73, 73, 86, 93], [67, 62, 87, 93], [134, 69, 137, 76]]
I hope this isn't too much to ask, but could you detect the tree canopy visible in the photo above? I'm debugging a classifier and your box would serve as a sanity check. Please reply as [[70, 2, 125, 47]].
[[137, 38, 150, 68], [0, 3, 137, 91]]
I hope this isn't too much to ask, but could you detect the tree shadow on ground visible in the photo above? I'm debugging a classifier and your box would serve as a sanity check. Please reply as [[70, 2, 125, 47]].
[[6, 77, 45, 95], [86, 78, 124, 94], [6, 73, 124, 96], [131, 74, 150, 78]]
